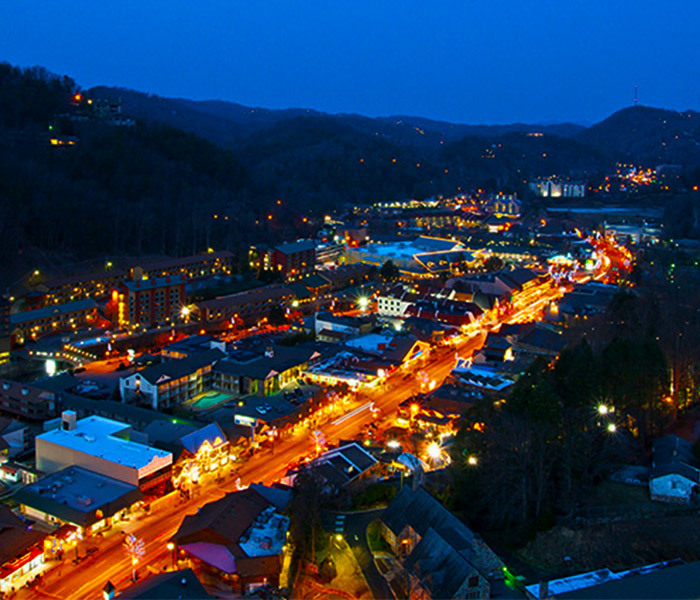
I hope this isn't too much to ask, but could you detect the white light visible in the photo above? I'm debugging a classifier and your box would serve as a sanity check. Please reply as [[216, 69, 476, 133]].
[[45, 359, 56, 376], [597, 404, 609, 415], [357, 296, 369, 310], [387, 440, 401, 450], [467, 455, 478, 466], [427, 442, 441, 460], [607, 423, 617, 433]]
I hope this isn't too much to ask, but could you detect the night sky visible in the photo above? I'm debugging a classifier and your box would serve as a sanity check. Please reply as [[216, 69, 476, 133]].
[[2, 1, 699, 125]]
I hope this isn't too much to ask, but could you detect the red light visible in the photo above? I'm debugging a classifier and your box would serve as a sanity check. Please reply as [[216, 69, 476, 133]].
[[74, 94, 82, 102]]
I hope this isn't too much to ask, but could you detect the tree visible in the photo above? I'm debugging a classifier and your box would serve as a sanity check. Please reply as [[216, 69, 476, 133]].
[[380, 260, 400, 282], [483, 255, 504, 272]]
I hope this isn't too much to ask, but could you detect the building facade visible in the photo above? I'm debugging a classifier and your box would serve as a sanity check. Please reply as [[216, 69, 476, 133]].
[[110, 275, 186, 329]]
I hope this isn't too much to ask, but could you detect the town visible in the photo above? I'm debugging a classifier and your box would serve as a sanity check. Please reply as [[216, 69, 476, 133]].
[[3, 167, 699, 600], [4, 5, 700, 597]]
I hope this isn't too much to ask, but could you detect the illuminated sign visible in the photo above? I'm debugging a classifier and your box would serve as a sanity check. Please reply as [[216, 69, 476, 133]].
[[234, 415, 257, 427]]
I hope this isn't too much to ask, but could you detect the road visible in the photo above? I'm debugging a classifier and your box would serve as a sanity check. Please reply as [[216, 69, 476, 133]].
[[21, 333, 484, 599], [321, 508, 393, 600], [20, 251, 621, 599]]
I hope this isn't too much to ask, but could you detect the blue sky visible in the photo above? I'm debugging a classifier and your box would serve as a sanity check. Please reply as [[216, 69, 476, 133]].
[[2, 1, 699, 124]]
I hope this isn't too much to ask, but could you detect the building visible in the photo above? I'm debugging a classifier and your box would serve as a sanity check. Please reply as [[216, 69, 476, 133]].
[[450, 361, 517, 399], [33, 269, 127, 305], [10, 299, 98, 343], [14, 466, 143, 533], [314, 312, 374, 340], [379, 486, 504, 600], [301, 442, 378, 488], [316, 263, 373, 292], [315, 242, 345, 266], [120, 349, 224, 410], [213, 344, 319, 397], [161, 334, 226, 360], [129, 251, 234, 282], [482, 194, 522, 217], [0, 505, 47, 594], [530, 178, 586, 198], [197, 286, 293, 327], [405, 298, 483, 328], [0, 379, 58, 421], [343, 332, 431, 372], [650, 435, 700, 504], [120, 568, 212, 599], [347, 236, 477, 278], [377, 286, 423, 318], [250, 240, 316, 281], [35, 412, 172, 493], [171, 486, 291, 594], [144, 422, 227, 461], [525, 559, 700, 599], [110, 275, 186, 329]]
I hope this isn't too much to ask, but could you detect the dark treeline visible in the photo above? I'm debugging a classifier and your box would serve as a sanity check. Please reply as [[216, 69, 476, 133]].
[[4, 63, 700, 285], [449, 269, 700, 537], [451, 336, 666, 534]]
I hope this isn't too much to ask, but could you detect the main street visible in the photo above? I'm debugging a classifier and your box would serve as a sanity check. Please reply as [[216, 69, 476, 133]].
[[22, 332, 486, 600], [20, 251, 618, 599]]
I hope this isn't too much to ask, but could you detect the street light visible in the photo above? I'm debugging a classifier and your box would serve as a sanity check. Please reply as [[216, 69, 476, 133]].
[[607, 423, 617, 433], [427, 441, 441, 461], [357, 296, 369, 311], [166, 542, 175, 569], [597, 404, 609, 416]]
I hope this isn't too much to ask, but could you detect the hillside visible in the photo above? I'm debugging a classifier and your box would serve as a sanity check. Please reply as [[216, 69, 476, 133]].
[[577, 105, 700, 166], [2, 62, 700, 286], [89, 86, 587, 150]]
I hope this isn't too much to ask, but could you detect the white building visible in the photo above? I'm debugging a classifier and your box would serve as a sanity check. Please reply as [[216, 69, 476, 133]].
[[530, 179, 586, 198], [376, 286, 422, 318], [650, 435, 700, 504], [35, 412, 172, 492]]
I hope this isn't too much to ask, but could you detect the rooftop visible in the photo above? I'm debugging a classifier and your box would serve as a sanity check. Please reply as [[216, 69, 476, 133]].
[[174, 487, 290, 571], [121, 568, 211, 599], [274, 239, 316, 254], [526, 559, 700, 599], [10, 299, 97, 325], [14, 466, 142, 528], [37, 415, 172, 471], [0, 504, 46, 568], [122, 274, 185, 292], [133, 349, 225, 386]]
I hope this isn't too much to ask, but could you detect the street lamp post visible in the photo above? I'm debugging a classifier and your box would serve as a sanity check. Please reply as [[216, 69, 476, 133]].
[[166, 542, 175, 570]]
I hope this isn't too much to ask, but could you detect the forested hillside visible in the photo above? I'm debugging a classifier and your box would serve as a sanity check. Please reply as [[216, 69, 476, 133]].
[[2, 62, 700, 287]]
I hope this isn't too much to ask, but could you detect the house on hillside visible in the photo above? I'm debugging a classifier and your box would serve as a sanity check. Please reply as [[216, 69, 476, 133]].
[[650, 435, 700, 504]]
